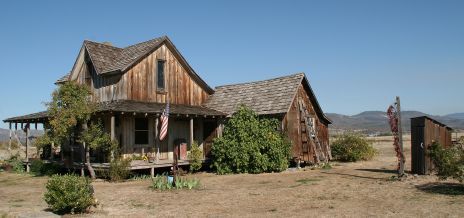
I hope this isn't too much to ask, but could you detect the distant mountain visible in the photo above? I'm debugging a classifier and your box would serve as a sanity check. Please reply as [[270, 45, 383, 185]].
[[327, 111, 464, 133], [444, 113, 464, 120]]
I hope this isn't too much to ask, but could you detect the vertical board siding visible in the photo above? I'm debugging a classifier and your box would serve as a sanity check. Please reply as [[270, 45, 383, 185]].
[[411, 117, 453, 174], [70, 44, 210, 106], [283, 84, 330, 163]]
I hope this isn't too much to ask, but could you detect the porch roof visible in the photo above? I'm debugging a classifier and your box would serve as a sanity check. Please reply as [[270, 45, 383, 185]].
[[3, 100, 226, 123], [99, 100, 226, 117]]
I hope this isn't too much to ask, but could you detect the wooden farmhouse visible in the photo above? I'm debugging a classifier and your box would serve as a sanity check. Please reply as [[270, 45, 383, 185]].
[[3, 36, 331, 172]]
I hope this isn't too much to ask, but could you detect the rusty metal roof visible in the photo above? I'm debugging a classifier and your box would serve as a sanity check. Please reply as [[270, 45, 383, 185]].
[[204, 73, 331, 124]]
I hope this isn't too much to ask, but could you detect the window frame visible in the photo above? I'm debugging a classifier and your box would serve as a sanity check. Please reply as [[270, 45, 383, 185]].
[[134, 118, 149, 145], [156, 59, 166, 92]]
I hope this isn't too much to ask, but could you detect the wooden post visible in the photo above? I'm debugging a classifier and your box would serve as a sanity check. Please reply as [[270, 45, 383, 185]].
[[190, 117, 194, 146], [110, 115, 116, 160], [151, 167, 154, 178], [155, 117, 159, 162], [8, 123, 12, 151], [396, 96, 405, 176], [25, 124, 30, 173]]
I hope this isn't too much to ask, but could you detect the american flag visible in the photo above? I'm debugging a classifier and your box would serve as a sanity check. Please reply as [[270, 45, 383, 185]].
[[159, 102, 170, 141]]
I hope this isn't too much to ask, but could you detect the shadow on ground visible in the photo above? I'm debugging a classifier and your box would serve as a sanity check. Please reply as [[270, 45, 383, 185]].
[[356, 168, 398, 174], [416, 182, 464, 196]]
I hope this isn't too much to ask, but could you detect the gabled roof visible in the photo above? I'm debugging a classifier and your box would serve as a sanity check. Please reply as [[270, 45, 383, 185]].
[[77, 36, 214, 93], [55, 72, 71, 84], [204, 73, 331, 124]]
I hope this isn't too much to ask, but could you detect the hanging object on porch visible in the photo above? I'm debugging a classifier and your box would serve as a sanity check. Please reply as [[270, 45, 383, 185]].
[[387, 96, 405, 176], [159, 101, 170, 141]]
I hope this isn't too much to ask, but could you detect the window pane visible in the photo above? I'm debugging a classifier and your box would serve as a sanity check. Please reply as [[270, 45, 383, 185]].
[[157, 60, 165, 89], [135, 131, 148, 144], [135, 118, 148, 130]]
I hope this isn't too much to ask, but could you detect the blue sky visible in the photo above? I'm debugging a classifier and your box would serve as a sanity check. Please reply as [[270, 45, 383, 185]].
[[0, 0, 463, 128]]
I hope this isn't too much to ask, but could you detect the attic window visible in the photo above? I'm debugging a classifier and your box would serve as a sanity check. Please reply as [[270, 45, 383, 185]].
[[157, 60, 165, 91]]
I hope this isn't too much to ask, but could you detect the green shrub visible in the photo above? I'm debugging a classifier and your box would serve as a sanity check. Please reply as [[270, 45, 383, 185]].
[[6, 154, 24, 173], [429, 142, 464, 182], [211, 105, 291, 174], [331, 133, 377, 162], [30, 159, 61, 176], [44, 174, 95, 214], [30, 159, 44, 175], [108, 157, 130, 182], [188, 141, 203, 172]]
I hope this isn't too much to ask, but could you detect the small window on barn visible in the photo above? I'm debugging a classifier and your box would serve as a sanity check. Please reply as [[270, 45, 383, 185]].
[[134, 118, 149, 144], [84, 70, 92, 87], [157, 60, 165, 91]]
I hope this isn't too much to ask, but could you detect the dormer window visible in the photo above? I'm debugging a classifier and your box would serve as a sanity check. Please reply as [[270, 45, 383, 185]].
[[157, 60, 165, 91]]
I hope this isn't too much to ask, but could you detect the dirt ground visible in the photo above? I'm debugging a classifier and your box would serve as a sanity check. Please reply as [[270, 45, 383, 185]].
[[1, 135, 464, 217]]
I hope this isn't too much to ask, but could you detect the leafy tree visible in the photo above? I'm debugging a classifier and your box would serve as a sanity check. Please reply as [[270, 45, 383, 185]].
[[45, 82, 102, 179], [79, 121, 116, 179], [211, 105, 291, 174]]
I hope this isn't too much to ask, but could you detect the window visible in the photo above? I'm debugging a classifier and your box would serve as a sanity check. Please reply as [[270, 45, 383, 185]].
[[84, 70, 92, 87], [157, 60, 165, 90], [135, 118, 149, 144]]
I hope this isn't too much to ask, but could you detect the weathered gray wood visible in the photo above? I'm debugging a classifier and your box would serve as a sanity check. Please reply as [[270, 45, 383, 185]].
[[110, 115, 116, 140], [396, 96, 405, 176], [8, 123, 11, 151], [190, 118, 194, 145], [25, 125, 29, 173]]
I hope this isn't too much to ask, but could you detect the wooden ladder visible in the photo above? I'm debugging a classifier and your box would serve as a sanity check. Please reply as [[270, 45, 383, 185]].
[[298, 100, 326, 163]]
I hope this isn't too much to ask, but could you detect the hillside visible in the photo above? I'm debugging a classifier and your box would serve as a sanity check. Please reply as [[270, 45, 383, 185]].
[[327, 111, 464, 133]]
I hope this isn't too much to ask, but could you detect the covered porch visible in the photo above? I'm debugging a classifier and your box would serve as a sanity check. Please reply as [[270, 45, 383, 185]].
[[3, 100, 226, 173]]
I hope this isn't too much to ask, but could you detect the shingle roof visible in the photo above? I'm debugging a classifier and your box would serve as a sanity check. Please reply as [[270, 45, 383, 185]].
[[99, 100, 226, 117], [76, 36, 214, 93], [204, 73, 331, 124], [3, 100, 226, 123], [55, 72, 71, 84]]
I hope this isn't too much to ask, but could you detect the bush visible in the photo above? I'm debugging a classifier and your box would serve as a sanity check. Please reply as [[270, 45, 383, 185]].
[[108, 157, 131, 182], [6, 154, 24, 173], [188, 141, 203, 172], [429, 142, 464, 182], [30, 159, 61, 176], [30, 159, 45, 175], [331, 133, 377, 162], [211, 105, 291, 174], [44, 174, 95, 214]]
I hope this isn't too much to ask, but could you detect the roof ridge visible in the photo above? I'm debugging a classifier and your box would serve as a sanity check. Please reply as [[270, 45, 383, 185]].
[[215, 72, 305, 88], [122, 35, 166, 49], [83, 40, 123, 50]]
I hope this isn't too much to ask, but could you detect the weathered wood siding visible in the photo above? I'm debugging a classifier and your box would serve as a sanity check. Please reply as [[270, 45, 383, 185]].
[[411, 117, 453, 174], [70, 44, 210, 106], [282, 84, 330, 163]]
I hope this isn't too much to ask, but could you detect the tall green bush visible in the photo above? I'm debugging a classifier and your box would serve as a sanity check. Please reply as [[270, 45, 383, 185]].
[[429, 142, 464, 182], [108, 157, 131, 182], [211, 105, 291, 174], [188, 141, 203, 172], [44, 174, 95, 214], [331, 133, 377, 162]]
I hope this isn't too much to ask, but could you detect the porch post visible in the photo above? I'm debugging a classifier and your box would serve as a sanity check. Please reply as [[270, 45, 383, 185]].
[[110, 115, 116, 140], [155, 117, 159, 162], [8, 122, 11, 151], [110, 115, 116, 160], [190, 117, 194, 146], [25, 123, 30, 173]]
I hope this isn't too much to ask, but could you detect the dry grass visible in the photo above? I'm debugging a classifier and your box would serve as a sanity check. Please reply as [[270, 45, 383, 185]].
[[1, 135, 463, 217]]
